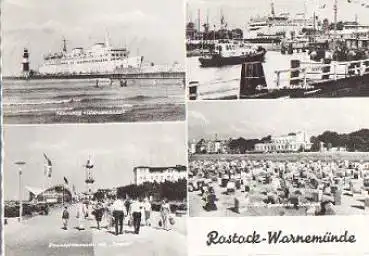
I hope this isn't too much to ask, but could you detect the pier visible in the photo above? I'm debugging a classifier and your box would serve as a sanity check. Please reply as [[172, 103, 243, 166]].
[[187, 57, 369, 100], [4, 71, 185, 81], [240, 58, 369, 98]]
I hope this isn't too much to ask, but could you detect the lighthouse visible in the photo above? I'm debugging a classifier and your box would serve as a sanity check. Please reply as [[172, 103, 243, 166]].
[[22, 48, 30, 78], [84, 157, 95, 201]]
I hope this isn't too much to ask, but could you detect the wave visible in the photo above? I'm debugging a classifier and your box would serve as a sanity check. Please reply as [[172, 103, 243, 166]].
[[2, 98, 83, 106], [125, 95, 161, 101]]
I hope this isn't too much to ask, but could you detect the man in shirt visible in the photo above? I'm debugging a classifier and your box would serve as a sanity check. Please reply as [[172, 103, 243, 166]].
[[111, 197, 126, 235], [130, 197, 143, 234]]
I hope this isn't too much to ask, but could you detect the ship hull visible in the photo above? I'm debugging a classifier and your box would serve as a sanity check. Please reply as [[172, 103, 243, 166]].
[[38, 56, 143, 75], [199, 50, 266, 67]]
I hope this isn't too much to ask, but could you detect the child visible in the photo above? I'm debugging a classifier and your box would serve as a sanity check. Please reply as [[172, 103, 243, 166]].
[[62, 206, 70, 230]]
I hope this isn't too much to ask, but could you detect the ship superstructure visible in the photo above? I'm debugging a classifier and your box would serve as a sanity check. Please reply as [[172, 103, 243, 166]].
[[38, 38, 143, 75], [247, 2, 314, 38]]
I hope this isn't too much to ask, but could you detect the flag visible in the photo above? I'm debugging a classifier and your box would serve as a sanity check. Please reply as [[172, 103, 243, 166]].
[[43, 153, 52, 178], [85, 159, 94, 169], [64, 177, 68, 185]]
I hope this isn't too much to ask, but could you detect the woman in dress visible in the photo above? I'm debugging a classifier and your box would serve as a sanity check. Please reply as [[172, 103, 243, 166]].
[[143, 197, 152, 226], [160, 199, 171, 231], [76, 201, 86, 230]]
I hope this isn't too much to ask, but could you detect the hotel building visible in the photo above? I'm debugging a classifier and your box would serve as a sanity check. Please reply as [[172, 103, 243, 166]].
[[133, 165, 187, 185], [254, 131, 312, 152]]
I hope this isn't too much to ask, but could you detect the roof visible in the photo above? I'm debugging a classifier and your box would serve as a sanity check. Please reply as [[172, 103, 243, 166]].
[[25, 186, 46, 196], [134, 165, 187, 173], [25, 185, 72, 196]]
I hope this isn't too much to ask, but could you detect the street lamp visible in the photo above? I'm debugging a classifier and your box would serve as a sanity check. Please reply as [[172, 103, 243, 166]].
[[14, 161, 26, 222]]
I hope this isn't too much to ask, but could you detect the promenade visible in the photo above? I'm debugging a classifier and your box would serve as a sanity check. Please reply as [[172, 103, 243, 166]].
[[4, 204, 186, 256]]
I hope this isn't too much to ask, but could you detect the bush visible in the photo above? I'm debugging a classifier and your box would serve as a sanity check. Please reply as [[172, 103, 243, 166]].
[[116, 179, 187, 201]]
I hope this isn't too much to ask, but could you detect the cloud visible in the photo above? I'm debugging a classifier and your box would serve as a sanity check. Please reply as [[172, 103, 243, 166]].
[[96, 10, 154, 26], [3, 0, 35, 8], [4, 20, 67, 35], [189, 110, 209, 125]]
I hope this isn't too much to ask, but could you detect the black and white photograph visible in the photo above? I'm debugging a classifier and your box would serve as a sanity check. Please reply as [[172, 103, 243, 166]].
[[186, 0, 369, 100], [3, 123, 187, 256], [188, 99, 369, 217], [1, 0, 185, 124]]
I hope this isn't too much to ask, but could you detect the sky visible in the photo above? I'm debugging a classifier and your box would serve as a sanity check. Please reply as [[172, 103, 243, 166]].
[[188, 99, 369, 141], [187, 0, 369, 29], [3, 123, 187, 200], [1, 0, 186, 76]]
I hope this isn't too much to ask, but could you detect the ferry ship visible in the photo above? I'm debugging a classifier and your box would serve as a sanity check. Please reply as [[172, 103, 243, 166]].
[[38, 38, 143, 75], [246, 2, 314, 42], [198, 40, 266, 67]]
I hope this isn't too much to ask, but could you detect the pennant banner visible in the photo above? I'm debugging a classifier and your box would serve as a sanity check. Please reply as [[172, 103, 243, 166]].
[[43, 153, 52, 178]]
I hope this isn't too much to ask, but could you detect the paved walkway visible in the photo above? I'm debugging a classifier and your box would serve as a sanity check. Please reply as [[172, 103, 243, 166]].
[[4, 204, 186, 256]]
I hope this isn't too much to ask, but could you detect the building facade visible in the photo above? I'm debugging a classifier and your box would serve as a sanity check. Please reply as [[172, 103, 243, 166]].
[[254, 131, 312, 152], [133, 165, 187, 185], [26, 185, 72, 203]]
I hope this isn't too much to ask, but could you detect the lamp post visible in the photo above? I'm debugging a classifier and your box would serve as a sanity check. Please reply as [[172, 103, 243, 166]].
[[15, 161, 26, 222]]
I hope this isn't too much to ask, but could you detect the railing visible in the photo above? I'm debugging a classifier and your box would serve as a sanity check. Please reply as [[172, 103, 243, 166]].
[[274, 58, 369, 89]]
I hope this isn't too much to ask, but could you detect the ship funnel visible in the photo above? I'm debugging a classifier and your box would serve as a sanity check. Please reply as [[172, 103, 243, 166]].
[[105, 31, 111, 48]]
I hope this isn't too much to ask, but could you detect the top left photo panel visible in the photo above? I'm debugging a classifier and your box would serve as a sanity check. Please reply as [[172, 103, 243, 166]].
[[1, 0, 186, 124]]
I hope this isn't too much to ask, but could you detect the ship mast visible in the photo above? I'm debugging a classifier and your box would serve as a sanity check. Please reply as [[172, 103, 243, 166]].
[[271, 1, 275, 17], [303, 0, 307, 28], [333, 0, 337, 50], [62, 37, 67, 53]]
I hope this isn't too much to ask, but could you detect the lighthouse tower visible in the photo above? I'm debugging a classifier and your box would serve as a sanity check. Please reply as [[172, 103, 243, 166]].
[[84, 158, 95, 201], [22, 48, 30, 78]]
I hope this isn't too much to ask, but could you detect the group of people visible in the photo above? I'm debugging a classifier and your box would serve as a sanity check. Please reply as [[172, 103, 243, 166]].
[[189, 158, 369, 215], [61, 197, 173, 235]]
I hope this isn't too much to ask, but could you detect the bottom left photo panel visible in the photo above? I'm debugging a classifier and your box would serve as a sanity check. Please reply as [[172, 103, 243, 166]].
[[2, 122, 187, 256]]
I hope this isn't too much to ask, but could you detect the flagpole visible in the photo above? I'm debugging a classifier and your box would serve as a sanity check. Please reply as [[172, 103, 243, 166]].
[[333, 0, 338, 50]]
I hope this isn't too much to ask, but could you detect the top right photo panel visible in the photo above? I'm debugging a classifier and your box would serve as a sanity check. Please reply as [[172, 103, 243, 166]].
[[186, 0, 369, 100]]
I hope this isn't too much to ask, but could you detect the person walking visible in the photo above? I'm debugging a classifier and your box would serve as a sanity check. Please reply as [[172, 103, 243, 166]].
[[160, 199, 171, 231], [143, 197, 152, 226], [130, 198, 143, 234], [62, 206, 70, 230], [76, 201, 86, 230], [112, 197, 126, 235], [93, 201, 104, 230]]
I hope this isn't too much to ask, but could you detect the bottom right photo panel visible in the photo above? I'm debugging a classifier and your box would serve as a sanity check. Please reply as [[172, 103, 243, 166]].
[[187, 99, 369, 218]]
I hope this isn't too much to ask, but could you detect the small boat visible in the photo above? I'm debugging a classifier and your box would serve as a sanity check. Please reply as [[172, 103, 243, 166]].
[[198, 40, 266, 67]]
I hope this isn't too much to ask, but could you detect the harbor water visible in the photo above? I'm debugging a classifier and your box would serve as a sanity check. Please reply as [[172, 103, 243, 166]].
[[187, 50, 314, 97], [2, 78, 185, 123]]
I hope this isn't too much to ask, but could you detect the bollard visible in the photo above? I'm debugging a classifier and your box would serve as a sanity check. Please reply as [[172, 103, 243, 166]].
[[188, 83, 198, 100], [239, 61, 267, 98], [321, 58, 331, 80], [290, 59, 301, 87]]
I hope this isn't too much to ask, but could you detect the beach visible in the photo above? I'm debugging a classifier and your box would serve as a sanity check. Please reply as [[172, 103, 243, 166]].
[[2, 78, 185, 123]]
